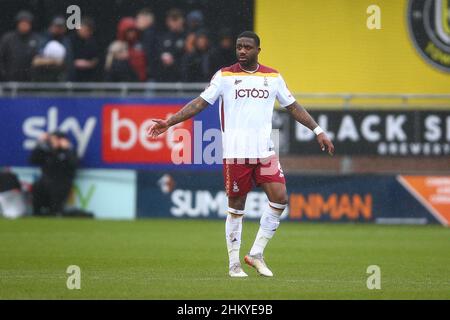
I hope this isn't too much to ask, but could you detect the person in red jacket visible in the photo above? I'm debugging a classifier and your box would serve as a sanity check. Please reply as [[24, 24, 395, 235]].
[[116, 17, 148, 81]]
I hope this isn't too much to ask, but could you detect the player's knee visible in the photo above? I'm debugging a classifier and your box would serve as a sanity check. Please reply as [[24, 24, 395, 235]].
[[271, 192, 288, 206], [228, 196, 246, 211]]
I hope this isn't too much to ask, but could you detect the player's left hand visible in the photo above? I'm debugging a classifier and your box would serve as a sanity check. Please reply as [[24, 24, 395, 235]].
[[316, 133, 335, 156]]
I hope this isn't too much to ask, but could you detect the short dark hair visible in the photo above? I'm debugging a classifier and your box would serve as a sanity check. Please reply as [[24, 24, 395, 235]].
[[81, 17, 95, 30], [167, 8, 184, 20], [237, 31, 260, 47], [15, 10, 34, 23], [52, 131, 69, 139], [138, 7, 154, 17]]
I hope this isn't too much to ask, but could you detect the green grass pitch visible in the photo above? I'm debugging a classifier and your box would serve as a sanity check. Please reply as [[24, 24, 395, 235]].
[[0, 217, 449, 299]]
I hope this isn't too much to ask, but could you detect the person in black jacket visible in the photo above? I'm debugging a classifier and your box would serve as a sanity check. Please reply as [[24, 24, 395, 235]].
[[104, 40, 138, 82], [31, 16, 73, 82], [29, 132, 78, 216], [209, 29, 236, 73], [180, 30, 212, 82], [136, 8, 159, 81], [68, 17, 100, 82], [0, 11, 40, 81], [155, 8, 186, 82]]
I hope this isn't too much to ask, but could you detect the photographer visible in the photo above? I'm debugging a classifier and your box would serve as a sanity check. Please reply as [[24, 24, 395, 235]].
[[29, 132, 78, 216]]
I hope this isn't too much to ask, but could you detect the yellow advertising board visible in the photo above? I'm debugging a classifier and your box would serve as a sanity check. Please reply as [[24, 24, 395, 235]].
[[255, 0, 450, 94]]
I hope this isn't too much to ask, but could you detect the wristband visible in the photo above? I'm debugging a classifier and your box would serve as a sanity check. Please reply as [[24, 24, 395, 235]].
[[313, 126, 324, 136]]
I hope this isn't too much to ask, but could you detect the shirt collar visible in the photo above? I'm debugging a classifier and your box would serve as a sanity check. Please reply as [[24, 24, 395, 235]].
[[238, 63, 260, 73]]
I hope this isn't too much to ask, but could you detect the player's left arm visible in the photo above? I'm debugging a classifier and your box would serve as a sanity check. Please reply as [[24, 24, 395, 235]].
[[285, 101, 335, 155]]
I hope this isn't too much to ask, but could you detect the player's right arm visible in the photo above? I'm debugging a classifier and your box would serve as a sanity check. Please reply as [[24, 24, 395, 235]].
[[147, 97, 209, 138], [147, 70, 223, 138]]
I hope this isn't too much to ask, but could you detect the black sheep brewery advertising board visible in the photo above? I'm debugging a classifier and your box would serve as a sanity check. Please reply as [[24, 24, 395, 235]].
[[290, 110, 450, 156]]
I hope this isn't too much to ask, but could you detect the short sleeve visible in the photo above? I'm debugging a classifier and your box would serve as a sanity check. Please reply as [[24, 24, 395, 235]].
[[276, 74, 296, 108], [200, 70, 223, 105]]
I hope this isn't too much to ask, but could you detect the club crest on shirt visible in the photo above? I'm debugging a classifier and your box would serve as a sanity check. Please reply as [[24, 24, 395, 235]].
[[264, 77, 268, 86], [232, 181, 240, 193]]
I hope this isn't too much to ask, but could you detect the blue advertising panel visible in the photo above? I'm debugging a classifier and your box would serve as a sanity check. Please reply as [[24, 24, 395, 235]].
[[0, 97, 222, 170], [137, 171, 443, 225]]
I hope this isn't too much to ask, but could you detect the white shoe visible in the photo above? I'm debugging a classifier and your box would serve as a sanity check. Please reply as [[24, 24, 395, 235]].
[[244, 253, 273, 277], [229, 263, 248, 278]]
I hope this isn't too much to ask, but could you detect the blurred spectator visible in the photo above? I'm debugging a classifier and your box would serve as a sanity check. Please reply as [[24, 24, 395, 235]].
[[69, 17, 100, 82], [184, 10, 205, 54], [0, 169, 26, 219], [104, 40, 138, 82], [29, 132, 78, 216], [184, 33, 196, 55], [210, 29, 236, 72], [181, 30, 212, 82], [186, 10, 204, 34], [31, 16, 72, 81], [116, 17, 147, 81], [156, 8, 186, 82], [136, 8, 158, 80], [40, 16, 73, 62], [0, 10, 40, 81], [32, 40, 66, 80]]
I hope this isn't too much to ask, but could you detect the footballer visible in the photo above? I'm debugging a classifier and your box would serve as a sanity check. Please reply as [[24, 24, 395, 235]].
[[148, 31, 334, 277]]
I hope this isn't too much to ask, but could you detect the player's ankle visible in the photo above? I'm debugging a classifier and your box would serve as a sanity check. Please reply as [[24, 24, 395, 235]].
[[249, 249, 263, 256]]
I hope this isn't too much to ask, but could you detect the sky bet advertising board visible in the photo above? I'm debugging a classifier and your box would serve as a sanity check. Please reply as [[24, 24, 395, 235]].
[[1, 98, 449, 171], [0, 97, 222, 170]]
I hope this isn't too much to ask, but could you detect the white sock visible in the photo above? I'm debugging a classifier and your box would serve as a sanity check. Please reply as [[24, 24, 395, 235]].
[[225, 208, 244, 269], [249, 201, 286, 256]]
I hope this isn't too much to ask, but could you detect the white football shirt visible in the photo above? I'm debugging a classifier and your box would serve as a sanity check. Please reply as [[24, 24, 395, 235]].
[[200, 63, 296, 159]]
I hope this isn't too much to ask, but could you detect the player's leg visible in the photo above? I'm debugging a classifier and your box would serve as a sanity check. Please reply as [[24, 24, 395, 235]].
[[226, 196, 247, 277], [245, 156, 287, 277], [251, 181, 287, 255], [223, 159, 253, 277], [245, 182, 287, 277]]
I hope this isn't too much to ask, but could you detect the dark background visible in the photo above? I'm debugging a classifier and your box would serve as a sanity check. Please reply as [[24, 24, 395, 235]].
[[0, 0, 254, 60]]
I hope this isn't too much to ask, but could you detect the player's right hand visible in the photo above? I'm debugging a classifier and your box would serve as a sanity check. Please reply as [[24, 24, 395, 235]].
[[147, 119, 169, 138]]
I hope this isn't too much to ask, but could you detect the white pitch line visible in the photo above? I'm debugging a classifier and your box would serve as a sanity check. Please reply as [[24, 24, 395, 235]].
[[1, 273, 449, 286]]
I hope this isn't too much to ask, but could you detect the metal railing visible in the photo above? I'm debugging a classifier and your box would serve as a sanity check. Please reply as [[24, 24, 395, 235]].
[[297, 93, 450, 109], [0, 82, 208, 98], [0, 82, 450, 108]]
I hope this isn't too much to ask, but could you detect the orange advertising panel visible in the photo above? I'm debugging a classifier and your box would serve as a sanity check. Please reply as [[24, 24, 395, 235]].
[[289, 193, 373, 221], [398, 176, 450, 226]]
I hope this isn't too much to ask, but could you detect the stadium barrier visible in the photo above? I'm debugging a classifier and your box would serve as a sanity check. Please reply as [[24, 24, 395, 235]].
[[7, 167, 449, 225], [137, 172, 449, 226], [0, 96, 219, 170], [1, 96, 449, 169], [1, 91, 448, 223], [1, 82, 450, 108]]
